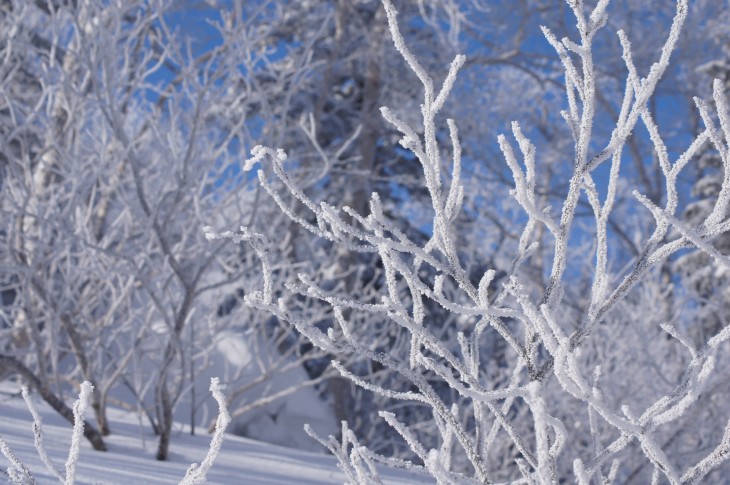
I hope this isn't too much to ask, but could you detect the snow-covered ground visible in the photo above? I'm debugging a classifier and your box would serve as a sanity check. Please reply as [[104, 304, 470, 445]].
[[0, 386, 433, 484]]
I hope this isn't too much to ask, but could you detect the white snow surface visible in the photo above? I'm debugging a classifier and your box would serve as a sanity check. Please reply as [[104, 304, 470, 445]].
[[0, 384, 433, 484], [184, 331, 339, 449]]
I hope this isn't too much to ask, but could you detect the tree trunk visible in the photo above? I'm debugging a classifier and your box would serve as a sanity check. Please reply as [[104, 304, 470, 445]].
[[155, 384, 173, 461]]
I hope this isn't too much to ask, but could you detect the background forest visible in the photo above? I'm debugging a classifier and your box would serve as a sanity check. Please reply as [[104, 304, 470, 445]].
[[1, 0, 730, 483]]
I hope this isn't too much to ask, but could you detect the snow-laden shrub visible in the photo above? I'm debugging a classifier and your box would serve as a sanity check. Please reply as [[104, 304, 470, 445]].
[[214, 0, 730, 482]]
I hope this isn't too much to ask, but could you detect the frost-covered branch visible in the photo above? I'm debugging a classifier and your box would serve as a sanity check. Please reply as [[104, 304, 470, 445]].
[[0, 382, 98, 485], [179, 378, 231, 485]]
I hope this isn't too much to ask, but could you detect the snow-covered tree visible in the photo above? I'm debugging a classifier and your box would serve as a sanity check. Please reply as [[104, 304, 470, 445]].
[[0, 0, 338, 460], [221, 0, 730, 482]]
